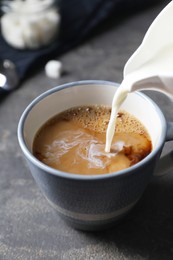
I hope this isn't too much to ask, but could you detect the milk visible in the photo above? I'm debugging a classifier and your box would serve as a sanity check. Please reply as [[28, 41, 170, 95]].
[[105, 0, 173, 153], [105, 45, 173, 153]]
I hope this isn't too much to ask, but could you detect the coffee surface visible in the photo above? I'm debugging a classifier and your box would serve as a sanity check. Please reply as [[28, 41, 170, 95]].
[[33, 105, 152, 175]]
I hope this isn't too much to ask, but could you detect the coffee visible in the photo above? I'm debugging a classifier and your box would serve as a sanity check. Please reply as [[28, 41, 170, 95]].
[[33, 105, 152, 175]]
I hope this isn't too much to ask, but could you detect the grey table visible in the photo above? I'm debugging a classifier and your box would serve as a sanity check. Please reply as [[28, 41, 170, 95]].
[[1, 1, 173, 259]]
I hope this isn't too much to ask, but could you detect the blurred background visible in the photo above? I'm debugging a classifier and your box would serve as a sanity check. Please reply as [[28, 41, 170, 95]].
[[0, 0, 166, 87]]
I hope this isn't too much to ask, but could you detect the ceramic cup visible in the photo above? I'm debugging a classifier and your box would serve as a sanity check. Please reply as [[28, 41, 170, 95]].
[[18, 80, 173, 231]]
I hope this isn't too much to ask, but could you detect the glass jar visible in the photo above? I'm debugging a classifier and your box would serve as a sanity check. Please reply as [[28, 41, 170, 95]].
[[0, 0, 60, 49]]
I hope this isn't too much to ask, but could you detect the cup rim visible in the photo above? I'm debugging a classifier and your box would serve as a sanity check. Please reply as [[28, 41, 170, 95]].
[[18, 80, 167, 180]]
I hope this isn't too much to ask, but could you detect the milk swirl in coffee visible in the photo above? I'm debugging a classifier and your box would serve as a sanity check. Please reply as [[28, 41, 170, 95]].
[[33, 105, 151, 175]]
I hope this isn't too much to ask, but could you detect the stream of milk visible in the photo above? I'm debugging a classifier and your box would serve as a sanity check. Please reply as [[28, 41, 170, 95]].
[[105, 45, 173, 153]]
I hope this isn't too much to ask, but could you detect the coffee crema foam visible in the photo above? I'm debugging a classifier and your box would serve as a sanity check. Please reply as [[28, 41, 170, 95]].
[[33, 105, 152, 175]]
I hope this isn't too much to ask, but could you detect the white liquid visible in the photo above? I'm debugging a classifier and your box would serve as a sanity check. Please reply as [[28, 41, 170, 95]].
[[105, 45, 173, 153]]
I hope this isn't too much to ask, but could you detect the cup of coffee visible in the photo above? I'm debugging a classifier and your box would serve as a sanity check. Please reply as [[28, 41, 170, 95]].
[[18, 80, 173, 230]]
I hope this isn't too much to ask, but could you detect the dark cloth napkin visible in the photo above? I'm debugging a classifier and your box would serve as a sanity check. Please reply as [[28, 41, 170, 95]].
[[0, 0, 161, 84]]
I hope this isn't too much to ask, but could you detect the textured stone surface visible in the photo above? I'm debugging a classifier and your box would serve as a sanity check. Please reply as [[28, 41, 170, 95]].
[[1, 1, 173, 259]]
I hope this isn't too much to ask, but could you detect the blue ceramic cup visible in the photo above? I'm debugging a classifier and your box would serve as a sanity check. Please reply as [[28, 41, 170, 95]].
[[18, 80, 173, 230]]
